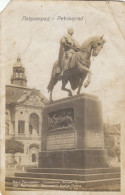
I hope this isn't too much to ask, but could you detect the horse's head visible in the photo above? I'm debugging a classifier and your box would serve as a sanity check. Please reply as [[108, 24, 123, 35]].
[[92, 35, 106, 57]]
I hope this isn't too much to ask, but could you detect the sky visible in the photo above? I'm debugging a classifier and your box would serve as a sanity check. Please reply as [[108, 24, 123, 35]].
[[1, 0, 125, 123]]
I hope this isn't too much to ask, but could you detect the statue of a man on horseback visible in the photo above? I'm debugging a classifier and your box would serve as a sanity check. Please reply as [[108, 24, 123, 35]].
[[47, 28, 106, 101], [58, 27, 80, 79]]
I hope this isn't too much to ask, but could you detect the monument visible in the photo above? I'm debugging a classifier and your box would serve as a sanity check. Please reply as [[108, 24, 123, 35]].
[[39, 93, 106, 169], [39, 32, 106, 169]]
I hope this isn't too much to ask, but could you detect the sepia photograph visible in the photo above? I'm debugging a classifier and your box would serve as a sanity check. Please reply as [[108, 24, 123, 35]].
[[0, 0, 125, 194]]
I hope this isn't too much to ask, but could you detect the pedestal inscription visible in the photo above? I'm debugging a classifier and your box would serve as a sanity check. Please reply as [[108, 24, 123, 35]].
[[46, 132, 75, 150], [85, 131, 104, 148]]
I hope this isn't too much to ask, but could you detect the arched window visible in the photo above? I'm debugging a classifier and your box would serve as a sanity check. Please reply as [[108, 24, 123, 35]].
[[29, 124, 33, 134], [32, 153, 36, 162], [29, 113, 39, 134]]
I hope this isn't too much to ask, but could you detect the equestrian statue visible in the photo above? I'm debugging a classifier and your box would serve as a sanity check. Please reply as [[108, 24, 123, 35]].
[[47, 27, 106, 101]]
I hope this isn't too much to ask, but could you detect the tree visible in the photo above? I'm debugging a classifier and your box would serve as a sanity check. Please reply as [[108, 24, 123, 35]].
[[104, 132, 116, 157], [5, 137, 24, 165], [104, 128, 120, 165]]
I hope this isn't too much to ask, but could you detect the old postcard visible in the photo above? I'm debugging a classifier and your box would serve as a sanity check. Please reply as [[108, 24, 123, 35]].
[[0, 0, 125, 194]]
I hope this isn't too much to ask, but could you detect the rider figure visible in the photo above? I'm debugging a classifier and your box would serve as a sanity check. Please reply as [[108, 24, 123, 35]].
[[58, 27, 80, 78]]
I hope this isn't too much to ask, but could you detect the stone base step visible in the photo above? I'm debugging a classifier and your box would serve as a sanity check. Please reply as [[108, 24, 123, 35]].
[[5, 167, 121, 191], [14, 171, 120, 181], [26, 167, 120, 175]]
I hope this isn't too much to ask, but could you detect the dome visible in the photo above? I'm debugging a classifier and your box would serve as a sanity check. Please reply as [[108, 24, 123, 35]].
[[13, 56, 24, 67], [11, 56, 27, 87]]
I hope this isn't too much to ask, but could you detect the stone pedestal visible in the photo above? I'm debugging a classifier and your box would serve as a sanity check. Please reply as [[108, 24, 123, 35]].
[[39, 93, 106, 168]]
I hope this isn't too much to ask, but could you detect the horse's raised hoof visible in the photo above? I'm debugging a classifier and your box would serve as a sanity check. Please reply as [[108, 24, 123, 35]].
[[84, 82, 88, 88]]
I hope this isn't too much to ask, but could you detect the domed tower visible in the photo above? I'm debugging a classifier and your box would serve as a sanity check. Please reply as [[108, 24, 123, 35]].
[[11, 56, 27, 87]]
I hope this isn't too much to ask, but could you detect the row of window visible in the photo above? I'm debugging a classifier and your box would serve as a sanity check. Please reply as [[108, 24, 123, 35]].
[[6, 113, 40, 135], [18, 120, 39, 134], [8, 154, 37, 163], [14, 73, 24, 78], [6, 122, 39, 135], [14, 69, 24, 73]]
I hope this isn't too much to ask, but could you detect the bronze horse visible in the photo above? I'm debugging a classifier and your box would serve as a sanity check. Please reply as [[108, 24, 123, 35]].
[[47, 36, 106, 101]]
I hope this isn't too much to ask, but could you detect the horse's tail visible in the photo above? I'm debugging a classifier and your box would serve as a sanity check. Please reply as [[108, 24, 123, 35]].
[[47, 77, 58, 92], [47, 61, 60, 92], [47, 79, 52, 92]]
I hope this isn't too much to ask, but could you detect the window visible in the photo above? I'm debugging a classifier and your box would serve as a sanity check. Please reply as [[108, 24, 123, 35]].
[[29, 124, 33, 134], [13, 121, 15, 133], [16, 73, 18, 78], [32, 153, 36, 162], [18, 120, 25, 134], [29, 113, 39, 134], [5, 123, 9, 135], [19, 70, 22, 77]]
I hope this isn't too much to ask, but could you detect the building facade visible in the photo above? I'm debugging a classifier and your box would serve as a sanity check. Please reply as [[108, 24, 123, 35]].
[[5, 57, 48, 167]]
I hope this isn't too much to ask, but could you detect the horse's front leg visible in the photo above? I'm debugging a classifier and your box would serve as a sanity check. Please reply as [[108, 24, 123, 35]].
[[84, 72, 92, 88], [50, 89, 53, 102], [61, 78, 72, 97], [77, 78, 84, 95]]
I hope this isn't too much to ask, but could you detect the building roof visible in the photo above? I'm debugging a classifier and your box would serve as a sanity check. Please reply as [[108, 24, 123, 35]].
[[6, 85, 48, 105]]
